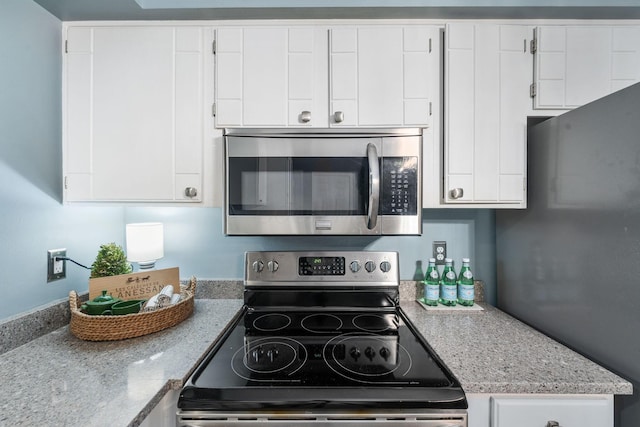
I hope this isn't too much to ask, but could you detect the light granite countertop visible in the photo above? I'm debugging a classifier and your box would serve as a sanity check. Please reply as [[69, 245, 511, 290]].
[[0, 299, 631, 427], [401, 302, 632, 395], [0, 299, 244, 427]]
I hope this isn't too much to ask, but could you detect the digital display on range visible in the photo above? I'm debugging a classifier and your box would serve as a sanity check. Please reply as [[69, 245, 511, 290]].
[[299, 257, 346, 276]]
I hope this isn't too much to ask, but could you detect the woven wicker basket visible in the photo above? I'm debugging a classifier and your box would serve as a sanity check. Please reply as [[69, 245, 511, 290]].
[[69, 277, 196, 341]]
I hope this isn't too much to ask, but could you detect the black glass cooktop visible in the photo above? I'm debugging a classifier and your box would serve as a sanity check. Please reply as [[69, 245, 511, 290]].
[[179, 307, 467, 411]]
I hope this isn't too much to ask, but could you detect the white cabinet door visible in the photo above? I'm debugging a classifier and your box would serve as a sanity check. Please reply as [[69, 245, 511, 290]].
[[215, 26, 328, 127], [329, 26, 438, 128], [468, 394, 614, 427], [64, 26, 204, 202], [444, 23, 529, 207], [534, 25, 640, 109], [215, 25, 439, 128], [491, 395, 613, 427]]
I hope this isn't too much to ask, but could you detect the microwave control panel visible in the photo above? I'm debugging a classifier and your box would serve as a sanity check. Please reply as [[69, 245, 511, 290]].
[[381, 157, 418, 215]]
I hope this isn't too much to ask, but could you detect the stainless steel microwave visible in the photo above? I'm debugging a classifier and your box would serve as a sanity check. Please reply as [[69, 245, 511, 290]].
[[224, 129, 422, 235]]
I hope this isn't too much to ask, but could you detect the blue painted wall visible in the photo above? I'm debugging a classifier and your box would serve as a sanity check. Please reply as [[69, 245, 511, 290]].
[[0, 0, 497, 321], [123, 207, 496, 303], [0, 0, 124, 320]]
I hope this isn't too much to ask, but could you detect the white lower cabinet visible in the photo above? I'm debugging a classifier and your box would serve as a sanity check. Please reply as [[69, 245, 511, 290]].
[[468, 394, 614, 427]]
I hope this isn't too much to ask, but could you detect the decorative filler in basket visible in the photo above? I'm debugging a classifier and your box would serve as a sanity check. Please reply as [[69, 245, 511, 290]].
[[88, 266, 180, 300], [69, 277, 196, 341]]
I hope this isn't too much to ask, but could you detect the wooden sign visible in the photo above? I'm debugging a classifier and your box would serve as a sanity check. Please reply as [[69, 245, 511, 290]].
[[88, 267, 180, 301]]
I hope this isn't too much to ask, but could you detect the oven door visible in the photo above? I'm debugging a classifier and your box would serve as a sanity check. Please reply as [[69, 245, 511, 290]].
[[224, 130, 421, 236]]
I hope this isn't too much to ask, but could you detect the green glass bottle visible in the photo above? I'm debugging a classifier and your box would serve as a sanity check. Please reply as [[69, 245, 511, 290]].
[[457, 257, 475, 306], [422, 258, 440, 306], [439, 258, 457, 306]]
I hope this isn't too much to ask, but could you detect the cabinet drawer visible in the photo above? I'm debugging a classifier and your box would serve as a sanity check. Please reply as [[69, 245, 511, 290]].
[[491, 395, 613, 427]]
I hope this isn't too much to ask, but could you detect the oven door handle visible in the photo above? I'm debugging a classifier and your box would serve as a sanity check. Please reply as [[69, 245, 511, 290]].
[[367, 143, 380, 230]]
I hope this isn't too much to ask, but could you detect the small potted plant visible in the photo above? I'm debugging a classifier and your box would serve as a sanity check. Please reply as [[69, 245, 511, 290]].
[[87, 242, 179, 302], [90, 242, 132, 278]]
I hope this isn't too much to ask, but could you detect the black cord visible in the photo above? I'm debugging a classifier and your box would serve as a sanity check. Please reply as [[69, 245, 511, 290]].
[[55, 256, 91, 270]]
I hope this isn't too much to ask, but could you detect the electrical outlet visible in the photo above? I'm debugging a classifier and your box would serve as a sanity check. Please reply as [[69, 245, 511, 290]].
[[47, 248, 66, 282], [433, 241, 447, 265]]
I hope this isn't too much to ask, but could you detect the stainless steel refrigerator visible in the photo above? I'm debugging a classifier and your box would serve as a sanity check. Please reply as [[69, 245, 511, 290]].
[[496, 82, 640, 427]]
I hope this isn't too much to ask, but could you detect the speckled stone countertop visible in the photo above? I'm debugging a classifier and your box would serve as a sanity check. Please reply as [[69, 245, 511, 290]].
[[401, 302, 632, 395], [0, 299, 243, 427], [0, 298, 631, 427]]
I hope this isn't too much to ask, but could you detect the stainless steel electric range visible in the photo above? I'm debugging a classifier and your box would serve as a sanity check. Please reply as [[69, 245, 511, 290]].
[[177, 251, 467, 426]]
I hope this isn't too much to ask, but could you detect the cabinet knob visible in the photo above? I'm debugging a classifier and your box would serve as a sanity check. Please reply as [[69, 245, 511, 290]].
[[546, 422, 560, 427], [334, 111, 344, 123], [184, 187, 198, 198], [449, 188, 464, 199], [299, 111, 312, 123]]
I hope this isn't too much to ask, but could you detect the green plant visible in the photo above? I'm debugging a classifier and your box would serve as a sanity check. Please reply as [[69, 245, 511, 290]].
[[90, 243, 132, 278]]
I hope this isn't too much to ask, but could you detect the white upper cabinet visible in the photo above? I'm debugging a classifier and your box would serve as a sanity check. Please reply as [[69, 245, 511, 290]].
[[444, 23, 530, 207], [215, 26, 328, 127], [215, 25, 439, 128], [533, 25, 640, 109], [64, 25, 205, 202], [329, 26, 438, 128]]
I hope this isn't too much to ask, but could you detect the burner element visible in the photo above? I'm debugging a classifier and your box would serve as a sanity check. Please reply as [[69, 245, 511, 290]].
[[252, 313, 292, 332], [301, 313, 343, 333], [352, 313, 397, 332]]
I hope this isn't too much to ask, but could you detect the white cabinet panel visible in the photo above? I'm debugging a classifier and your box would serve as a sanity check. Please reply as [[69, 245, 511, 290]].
[[242, 28, 288, 126], [215, 26, 328, 128], [491, 395, 613, 427], [534, 25, 640, 110], [444, 23, 528, 207], [357, 27, 404, 126], [469, 394, 614, 427], [215, 25, 439, 128], [63, 26, 205, 203], [329, 25, 437, 128], [65, 53, 91, 177], [565, 27, 610, 107]]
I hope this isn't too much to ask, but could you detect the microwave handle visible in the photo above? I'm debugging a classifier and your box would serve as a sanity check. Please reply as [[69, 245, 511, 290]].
[[367, 143, 380, 230]]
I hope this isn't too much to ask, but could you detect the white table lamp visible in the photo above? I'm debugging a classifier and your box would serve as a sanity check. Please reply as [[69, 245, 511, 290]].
[[126, 222, 164, 270]]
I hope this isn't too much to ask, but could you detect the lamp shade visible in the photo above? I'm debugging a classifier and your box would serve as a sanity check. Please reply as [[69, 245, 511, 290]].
[[126, 222, 164, 266]]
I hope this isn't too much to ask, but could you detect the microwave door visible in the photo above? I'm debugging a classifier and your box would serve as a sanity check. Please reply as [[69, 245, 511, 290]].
[[225, 135, 383, 235]]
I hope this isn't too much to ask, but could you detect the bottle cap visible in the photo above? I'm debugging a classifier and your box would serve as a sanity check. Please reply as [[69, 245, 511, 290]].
[[462, 258, 470, 263], [445, 258, 452, 263], [428, 258, 436, 262]]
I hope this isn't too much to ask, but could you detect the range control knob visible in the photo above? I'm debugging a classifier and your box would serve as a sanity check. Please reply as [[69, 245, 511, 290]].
[[267, 260, 279, 273], [364, 261, 376, 273], [364, 347, 376, 361], [379, 346, 390, 361], [349, 260, 361, 273], [380, 261, 392, 273], [252, 260, 264, 273], [349, 347, 361, 361], [251, 346, 264, 362], [267, 347, 279, 362]]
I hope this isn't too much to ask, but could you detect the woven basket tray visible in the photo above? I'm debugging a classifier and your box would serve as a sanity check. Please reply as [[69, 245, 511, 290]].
[[69, 277, 196, 341]]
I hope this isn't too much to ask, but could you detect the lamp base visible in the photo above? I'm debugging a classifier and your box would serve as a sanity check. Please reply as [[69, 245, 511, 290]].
[[137, 261, 156, 270]]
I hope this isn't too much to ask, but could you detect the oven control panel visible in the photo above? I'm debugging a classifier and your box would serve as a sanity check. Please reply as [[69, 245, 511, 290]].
[[245, 251, 399, 286], [299, 257, 345, 276]]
